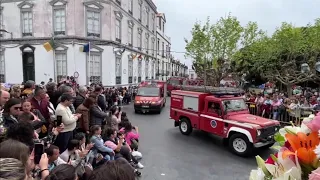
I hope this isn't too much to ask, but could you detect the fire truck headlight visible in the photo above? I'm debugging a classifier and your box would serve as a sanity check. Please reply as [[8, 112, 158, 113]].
[[151, 102, 156, 104], [257, 130, 261, 136], [135, 101, 141, 104]]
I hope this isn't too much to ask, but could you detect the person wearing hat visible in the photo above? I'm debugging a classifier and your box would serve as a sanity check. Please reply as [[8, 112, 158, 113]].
[[54, 93, 82, 153]]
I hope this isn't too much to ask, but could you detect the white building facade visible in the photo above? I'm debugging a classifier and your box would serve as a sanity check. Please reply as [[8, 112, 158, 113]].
[[188, 69, 197, 79], [0, 0, 186, 86]]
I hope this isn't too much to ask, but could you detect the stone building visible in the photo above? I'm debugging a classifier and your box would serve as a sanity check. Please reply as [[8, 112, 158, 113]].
[[0, 0, 186, 85]]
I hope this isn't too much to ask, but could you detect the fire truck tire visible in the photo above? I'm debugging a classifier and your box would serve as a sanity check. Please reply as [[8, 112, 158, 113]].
[[228, 133, 253, 157], [179, 118, 192, 135], [134, 109, 139, 114]]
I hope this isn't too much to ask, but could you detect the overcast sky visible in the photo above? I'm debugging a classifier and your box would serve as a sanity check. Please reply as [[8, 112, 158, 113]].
[[153, 0, 320, 68]]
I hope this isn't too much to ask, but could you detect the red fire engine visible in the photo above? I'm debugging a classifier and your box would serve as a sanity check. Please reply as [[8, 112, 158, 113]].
[[134, 82, 166, 114], [170, 86, 280, 156], [166, 76, 188, 96]]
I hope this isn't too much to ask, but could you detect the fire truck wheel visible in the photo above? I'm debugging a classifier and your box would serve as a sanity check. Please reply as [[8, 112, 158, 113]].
[[134, 109, 139, 114], [179, 118, 192, 135], [228, 133, 252, 156]]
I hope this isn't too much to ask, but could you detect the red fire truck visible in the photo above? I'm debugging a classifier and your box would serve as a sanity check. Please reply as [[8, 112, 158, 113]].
[[170, 86, 280, 156], [166, 77, 188, 96], [134, 82, 166, 114]]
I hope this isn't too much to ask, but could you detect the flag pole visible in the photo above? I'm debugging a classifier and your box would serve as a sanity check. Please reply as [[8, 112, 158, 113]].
[[52, 35, 57, 82], [88, 42, 91, 86]]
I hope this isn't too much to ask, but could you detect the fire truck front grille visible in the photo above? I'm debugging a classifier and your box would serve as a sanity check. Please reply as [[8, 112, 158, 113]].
[[260, 125, 279, 138], [142, 101, 151, 104]]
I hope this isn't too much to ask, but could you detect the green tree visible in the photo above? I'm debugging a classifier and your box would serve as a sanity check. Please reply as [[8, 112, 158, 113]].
[[185, 14, 241, 86], [242, 20, 320, 93], [185, 14, 262, 86]]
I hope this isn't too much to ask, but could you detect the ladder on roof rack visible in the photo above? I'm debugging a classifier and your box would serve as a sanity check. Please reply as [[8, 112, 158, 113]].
[[177, 85, 244, 96]]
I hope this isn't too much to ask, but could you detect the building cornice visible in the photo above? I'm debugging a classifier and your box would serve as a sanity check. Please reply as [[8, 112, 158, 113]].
[[49, 0, 68, 6], [1, 0, 25, 3], [0, 36, 156, 59], [156, 31, 171, 44], [145, 0, 157, 13]]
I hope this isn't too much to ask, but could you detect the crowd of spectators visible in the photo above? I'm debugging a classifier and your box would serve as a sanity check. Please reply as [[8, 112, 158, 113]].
[[0, 79, 142, 180], [244, 88, 320, 122]]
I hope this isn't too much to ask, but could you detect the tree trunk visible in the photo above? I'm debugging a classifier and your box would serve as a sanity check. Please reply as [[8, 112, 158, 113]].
[[286, 84, 293, 96]]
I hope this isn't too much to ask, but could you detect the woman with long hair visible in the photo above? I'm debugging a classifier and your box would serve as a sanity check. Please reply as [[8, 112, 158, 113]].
[[0, 139, 49, 180], [0, 158, 26, 180]]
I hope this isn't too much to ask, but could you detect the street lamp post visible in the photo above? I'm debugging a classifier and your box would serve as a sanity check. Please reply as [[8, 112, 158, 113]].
[[0, 29, 13, 39]]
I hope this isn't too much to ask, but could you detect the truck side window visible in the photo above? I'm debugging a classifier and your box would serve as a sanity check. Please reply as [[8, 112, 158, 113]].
[[208, 102, 222, 116]]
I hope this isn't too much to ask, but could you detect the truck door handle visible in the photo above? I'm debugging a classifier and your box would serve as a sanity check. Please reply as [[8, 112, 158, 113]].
[[187, 108, 193, 110]]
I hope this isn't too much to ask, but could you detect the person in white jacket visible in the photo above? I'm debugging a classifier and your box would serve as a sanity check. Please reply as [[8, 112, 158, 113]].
[[54, 93, 82, 153]]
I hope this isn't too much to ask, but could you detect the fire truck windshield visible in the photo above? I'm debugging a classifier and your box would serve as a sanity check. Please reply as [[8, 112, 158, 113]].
[[168, 79, 180, 85], [223, 99, 247, 112], [137, 87, 159, 97]]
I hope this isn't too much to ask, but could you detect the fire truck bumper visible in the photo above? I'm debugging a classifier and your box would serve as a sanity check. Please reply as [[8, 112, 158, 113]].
[[134, 104, 162, 112], [253, 136, 275, 148]]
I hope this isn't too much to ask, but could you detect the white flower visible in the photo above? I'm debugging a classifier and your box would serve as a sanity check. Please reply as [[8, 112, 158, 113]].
[[314, 144, 320, 159], [249, 168, 265, 180], [264, 151, 301, 180], [279, 126, 302, 137]]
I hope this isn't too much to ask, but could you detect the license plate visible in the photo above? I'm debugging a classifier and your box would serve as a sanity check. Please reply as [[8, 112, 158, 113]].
[[249, 104, 255, 108], [142, 106, 149, 108]]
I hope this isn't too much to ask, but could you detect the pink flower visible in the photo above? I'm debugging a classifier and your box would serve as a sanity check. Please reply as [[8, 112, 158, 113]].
[[309, 167, 320, 180], [306, 115, 320, 132], [265, 153, 278, 164]]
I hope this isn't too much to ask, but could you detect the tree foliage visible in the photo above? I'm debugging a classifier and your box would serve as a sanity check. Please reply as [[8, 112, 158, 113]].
[[185, 13, 263, 86], [234, 19, 320, 91]]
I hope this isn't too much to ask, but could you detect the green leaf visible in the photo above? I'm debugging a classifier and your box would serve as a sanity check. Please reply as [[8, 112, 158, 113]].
[[274, 132, 285, 146], [271, 145, 282, 151]]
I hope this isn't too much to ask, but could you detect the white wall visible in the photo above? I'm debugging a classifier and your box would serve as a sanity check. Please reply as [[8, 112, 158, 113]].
[[2, 43, 156, 85]]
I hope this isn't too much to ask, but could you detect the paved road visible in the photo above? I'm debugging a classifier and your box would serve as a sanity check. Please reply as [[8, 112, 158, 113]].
[[123, 98, 274, 180]]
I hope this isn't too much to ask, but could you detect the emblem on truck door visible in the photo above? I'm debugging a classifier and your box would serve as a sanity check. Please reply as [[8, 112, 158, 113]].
[[210, 120, 217, 128]]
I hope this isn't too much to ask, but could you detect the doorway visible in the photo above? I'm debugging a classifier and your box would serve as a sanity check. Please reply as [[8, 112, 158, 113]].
[[19, 44, 35, 82]]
